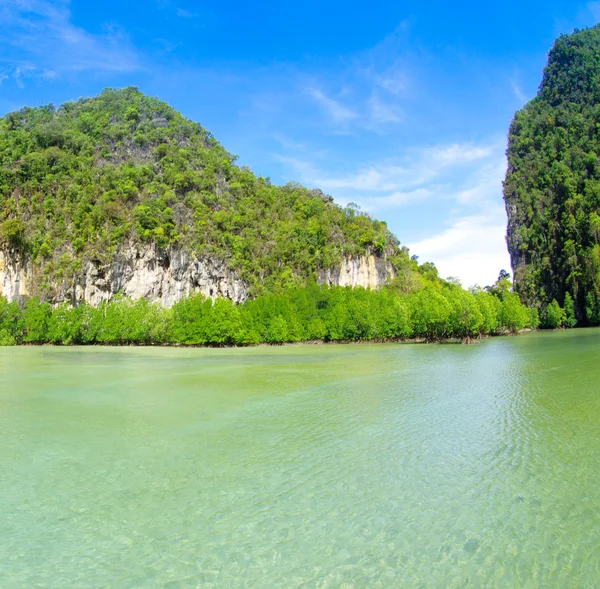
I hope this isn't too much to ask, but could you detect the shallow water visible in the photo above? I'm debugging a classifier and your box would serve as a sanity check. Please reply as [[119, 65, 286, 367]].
[[2, 330, 600, 587]]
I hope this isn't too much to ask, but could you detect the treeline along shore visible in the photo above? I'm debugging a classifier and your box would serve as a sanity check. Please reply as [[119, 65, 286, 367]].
[[0, 281, 548, 346]]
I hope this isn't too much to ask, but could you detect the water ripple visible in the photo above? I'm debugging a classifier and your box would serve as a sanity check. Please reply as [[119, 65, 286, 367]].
[[2, 334, 600, 586]]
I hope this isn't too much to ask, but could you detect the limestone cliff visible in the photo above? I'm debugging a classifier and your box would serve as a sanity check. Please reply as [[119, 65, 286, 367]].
[[0, 246, 395, 307], [318, 253, 396, 290]]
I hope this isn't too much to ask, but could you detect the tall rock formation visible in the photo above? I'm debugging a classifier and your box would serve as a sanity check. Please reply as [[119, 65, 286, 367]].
[[504, 25, 600, 322]]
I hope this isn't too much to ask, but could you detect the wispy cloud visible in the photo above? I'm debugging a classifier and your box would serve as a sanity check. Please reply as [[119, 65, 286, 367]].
[[376, 71, 409, 95], [0, 0, 141, 83], [306, 87, 357, 123], [423, 143, 495, 166], [368, 93, 403, 124], [176, 8, 197, 18], [370, 187, 436, 207], [282, 21, 414, 133], [510, 78, 528, 103], [451, 158, 506, 205], [280, 140, 499, 199], [401, 147, 510, 286]]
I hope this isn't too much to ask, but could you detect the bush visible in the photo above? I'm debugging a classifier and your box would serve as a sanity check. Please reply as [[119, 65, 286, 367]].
[[0, 328, 16, 346], [543, 299, 565, 329]]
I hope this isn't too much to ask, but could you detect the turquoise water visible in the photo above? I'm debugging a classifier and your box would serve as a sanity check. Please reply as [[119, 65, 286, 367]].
[[2, 330, 600, 587]]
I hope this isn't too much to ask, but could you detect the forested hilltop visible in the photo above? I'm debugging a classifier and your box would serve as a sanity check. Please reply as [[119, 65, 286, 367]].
[[0, 87, 404, 300], [504, 25, 600, 324]]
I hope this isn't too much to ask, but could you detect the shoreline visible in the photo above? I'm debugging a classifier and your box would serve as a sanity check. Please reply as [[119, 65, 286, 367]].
[[3, 330, 545, 349]]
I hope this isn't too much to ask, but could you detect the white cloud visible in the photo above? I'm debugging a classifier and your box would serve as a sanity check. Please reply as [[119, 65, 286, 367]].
[[176, 8, 196, 18], [422, 143, 495, 166], [283, 140, 502, 201], [298, 22, 415, 132], [0, 0, 141, 80], [314, 165, 404, 191], [376, 71, 409, 95], [452, 158, 506, 205], [408, 209, 511, 288], [369, 187, 435, 207], [306, 87, 357, 123], [272, 154, 318, 176]]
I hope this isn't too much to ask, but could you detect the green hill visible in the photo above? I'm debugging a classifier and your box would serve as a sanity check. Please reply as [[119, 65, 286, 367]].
[[0, 87, 405, 300], [504, 25, 600, 323]]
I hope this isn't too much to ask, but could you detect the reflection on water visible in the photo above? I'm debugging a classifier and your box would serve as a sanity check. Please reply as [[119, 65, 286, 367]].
[[2, 331, 600, 587]]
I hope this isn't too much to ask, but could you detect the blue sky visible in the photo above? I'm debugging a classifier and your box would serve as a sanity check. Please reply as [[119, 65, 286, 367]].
[[1, 1, 599, 287]]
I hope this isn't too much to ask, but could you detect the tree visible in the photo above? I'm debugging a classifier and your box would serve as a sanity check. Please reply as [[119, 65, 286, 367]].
[[22, 298, 51, 343], [410, 287, 452, 340], [445, 286, 484, 339], [0, 219, 26, 249], [486, 270, 512, 300], [499, 292, 529, 333], [563, 292, 577, 328], [544, 299, 565, 329], [265, 315, 289, 343]]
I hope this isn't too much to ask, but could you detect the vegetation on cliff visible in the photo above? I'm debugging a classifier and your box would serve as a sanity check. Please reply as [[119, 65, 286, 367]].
[[0, 87, 410, 298], [504, 25, 600, 325]]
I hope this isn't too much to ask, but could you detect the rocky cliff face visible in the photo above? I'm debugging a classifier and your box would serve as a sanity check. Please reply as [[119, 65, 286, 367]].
[[0, 246, 395, 307], [318, 254, 396, 290], [0, 243, 248, 307]]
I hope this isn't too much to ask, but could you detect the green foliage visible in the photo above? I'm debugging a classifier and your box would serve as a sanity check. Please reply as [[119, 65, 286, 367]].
[[46, 304, 85, 345], [445, 286, 484, 339], [0, 297, 24, 343], [410, 287, 452, 340], [93, 296, 170, 344], [485, 270, 512, 300], [585, 291, 600, 325], [504, 25, 600, 321], [0, 328, 16, 346], [526, 307, 540, 330], [563, 292, 577, 327], [0, 219, 26, 249], [0, 280, 537, 346], [22, 298, 52, 343], [498, 292, 532, 333], [543, 299, 566, 329], [474, 291, 501, 334], [0, 87, 408, 297]]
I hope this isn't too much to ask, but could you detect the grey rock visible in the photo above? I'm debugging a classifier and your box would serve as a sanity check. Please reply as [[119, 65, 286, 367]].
[[0, 245, 395, 307]]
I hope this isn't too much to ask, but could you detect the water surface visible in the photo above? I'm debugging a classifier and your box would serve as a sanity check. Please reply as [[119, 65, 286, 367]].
[[2, 330, 600, 587]]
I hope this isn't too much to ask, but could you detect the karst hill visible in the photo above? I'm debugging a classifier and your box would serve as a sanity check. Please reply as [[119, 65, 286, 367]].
[[504, 24, 600, 323], [0, 87, 405, 306]]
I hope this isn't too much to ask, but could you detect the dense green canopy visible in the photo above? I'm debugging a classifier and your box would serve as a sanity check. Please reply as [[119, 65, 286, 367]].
[[0, 282, 538, 347], [0, 87, 405, 298], [504, 25, 600, 323]]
